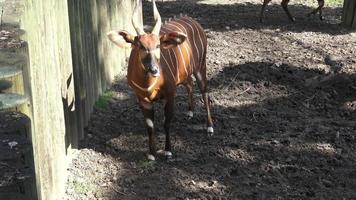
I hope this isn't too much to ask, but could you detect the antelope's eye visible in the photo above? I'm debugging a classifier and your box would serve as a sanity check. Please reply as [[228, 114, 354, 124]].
[[138, 43, 145, 50], [156, 44, 160, 49]]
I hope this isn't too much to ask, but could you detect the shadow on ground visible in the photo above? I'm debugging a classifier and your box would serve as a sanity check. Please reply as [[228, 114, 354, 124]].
[[78, 60, 356, 199]]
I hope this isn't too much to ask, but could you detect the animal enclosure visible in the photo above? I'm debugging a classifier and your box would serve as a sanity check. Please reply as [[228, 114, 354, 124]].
[[0, 0, 354, 199]]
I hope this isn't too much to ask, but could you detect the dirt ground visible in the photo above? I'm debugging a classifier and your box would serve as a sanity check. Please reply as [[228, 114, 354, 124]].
[[65, 0, 356, 199]]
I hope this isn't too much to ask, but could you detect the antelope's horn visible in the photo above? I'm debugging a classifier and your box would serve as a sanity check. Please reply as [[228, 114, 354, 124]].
[[151, 0, 161, 36], [132, 0, 145, 35]]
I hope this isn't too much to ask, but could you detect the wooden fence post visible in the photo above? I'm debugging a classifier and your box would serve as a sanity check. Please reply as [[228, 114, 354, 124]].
[[342, 0, 356, 28]]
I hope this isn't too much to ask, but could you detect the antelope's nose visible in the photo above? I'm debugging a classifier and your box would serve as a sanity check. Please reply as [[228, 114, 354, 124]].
[[147, 64, 160, 77]]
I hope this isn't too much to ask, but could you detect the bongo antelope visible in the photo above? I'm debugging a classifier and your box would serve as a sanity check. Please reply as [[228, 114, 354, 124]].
[[107, 0, 213, 160], [260, 0, 325, 22]]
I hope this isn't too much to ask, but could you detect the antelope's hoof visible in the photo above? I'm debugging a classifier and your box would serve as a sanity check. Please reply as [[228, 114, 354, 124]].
[[186, 111, 194, 120], [147, 154, 156, 161], [164, 151, 173, 160], [207, 127, 214, 136]]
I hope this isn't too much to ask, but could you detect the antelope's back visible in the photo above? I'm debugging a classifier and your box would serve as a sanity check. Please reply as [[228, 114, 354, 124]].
[[160, 16, 207, 84]]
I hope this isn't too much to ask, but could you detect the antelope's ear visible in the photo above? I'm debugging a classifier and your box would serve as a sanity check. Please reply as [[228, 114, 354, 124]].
[[160, 32, 187, 49], [107, 30, 135, 48]]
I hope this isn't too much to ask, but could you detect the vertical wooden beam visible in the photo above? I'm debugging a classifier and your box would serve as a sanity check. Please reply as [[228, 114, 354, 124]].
[[342, 0, 356, 27]]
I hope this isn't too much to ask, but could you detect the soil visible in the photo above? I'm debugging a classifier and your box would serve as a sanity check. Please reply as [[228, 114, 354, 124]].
[[65, 0, 356, 199], [0, 27, 25, 49]]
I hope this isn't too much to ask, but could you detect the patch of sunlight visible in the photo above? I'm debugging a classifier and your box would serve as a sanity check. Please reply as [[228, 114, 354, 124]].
[[327, 0, 344, 7], [212, 91, 291, 108], [173, 171, 227, 194], [342, 100, 356, 112], [197, 0, 254, 5], [290, 142, 337, 156], [69, 179, 96, 194], [223, 148, 255, 163], [314, 143, 337, 154], [106, 135, 147, 152]]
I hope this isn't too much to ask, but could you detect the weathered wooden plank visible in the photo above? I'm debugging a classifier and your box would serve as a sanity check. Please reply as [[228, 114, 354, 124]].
[[20, 0, 73, 199], [0, 80, 13, 91], [0, 93, 28, 111], [342, 0, 349, 24], [353, 6, 356, 28], [0, 65, 24, 95], [67, 0, 85, 141], [342, 0, 356, 27]]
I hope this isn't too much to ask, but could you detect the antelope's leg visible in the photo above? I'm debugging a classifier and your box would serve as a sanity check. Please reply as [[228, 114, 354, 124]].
[[281, 0, 295, 22], [308, 0, 324, 20], [318, 0, 325, 20], [139, 101, 156, 161], [260, 0, 272, 23], [185, 76, 194, 119], [164, 96, 174, 159], [194, 66, 214, 135]]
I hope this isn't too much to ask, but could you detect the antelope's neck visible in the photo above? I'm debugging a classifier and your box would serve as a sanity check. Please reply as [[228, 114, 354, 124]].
[[127, 57, 162, 102]]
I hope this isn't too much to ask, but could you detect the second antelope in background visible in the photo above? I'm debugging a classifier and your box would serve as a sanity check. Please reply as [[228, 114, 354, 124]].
[[107, 0, 214, 161], [260, 0, 325, 22]]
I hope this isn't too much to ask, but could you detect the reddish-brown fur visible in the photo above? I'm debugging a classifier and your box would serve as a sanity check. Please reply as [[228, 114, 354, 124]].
[[108, 1, 213, 160]]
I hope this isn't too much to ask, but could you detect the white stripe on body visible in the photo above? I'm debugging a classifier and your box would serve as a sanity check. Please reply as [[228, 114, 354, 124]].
[[161, 27, 180, 83], [169, 21, 195, 75], [176, 18, 200, 74], [164, 24, 189, 77], [183, 17, 205, 70]]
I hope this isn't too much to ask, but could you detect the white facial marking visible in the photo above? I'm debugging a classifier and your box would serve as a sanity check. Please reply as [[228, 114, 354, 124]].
[[145, 118, 154, 128], [151, 48, 160, 59], [187, 111, 194, 118], [207, 127, 214, 133], [164, 151, 172, 157], [147, 154, 155, 161]]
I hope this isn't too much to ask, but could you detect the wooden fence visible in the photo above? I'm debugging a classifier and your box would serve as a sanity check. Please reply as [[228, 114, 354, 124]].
[[0, 0, 140, 199]]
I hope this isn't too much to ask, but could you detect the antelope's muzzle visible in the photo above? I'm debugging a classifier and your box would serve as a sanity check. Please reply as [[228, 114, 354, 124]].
[[146, 63, 160, 77], [142, 54, 160, 77]]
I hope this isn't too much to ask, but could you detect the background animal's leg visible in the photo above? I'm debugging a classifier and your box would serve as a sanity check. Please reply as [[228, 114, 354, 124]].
[[185, 76, 194, 119], [194, 55, 214, 136], [318, 0, 325, 20], [164, 96, 174, 159], [140, 102, 156, 161], [260, 0, 272, 23], [307, 0, 324, 20], [281, 0, 295, 22]]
